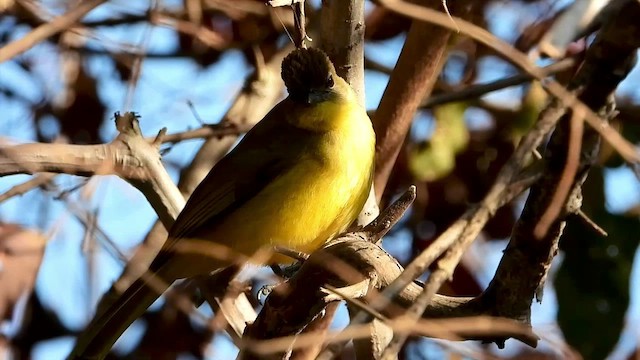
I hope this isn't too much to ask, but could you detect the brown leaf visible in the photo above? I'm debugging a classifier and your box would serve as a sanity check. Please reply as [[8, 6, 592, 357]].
[[0, 223, 46, 321], [514, 11, 564, 53]]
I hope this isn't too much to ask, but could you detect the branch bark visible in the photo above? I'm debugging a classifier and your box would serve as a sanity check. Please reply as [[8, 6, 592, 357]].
[[477, 0, 640, 337], [240, 188, 540, 360], [379, 0, 640, 356], [0, 113, 184, 228], [319, 1, 384, 358], [371, 0, 474, 202]]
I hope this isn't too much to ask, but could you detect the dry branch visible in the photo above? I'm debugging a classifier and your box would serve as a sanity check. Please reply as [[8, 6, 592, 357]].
[[379, 0, 640, 356], [477, 0, 640, 342], [0, 0, 108, 62], [240, 188, 540, 359], [371, 0, 475, 201], [378, 0, 640, 167], [0, 113, 184, 227], [0, 173, 55, 204], [421, 57, 577, 109]]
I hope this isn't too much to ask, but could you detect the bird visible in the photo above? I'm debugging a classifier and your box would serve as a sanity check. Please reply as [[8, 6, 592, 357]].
[[68, 47, 376, 359]]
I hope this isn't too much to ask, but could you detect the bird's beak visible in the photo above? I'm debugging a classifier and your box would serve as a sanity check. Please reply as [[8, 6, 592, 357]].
[[306, 90, 329, 104], [305, 92, 318, 104]]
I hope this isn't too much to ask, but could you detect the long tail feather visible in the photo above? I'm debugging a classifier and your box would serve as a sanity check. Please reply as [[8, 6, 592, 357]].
[[67, 271, 172, 360]]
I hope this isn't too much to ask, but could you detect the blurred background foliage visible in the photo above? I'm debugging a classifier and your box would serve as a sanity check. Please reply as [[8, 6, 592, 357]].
[[1, 0, 640, 359]]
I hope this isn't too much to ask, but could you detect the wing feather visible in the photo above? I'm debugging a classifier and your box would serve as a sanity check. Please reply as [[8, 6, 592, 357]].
[[164, 100, 315, 252]]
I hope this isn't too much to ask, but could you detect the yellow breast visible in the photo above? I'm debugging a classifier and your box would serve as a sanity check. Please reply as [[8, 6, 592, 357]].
[[212, 98, 375, 263]]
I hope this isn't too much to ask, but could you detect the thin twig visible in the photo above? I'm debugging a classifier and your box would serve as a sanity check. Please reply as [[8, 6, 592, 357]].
[[291, 1, 309, 49], [242, 316, 533, 356], [534, 108, 585, 239], [323, 284, 387, 322], [422, 57, 576, 108], [152, 123, 256, 144], [151, 13, 234, 50], [0, 173, 56, 203], [0, 0, 108, 62], [363, 185, 416, 243], [378, 0, 640, 165], [123, 1, 158, 112], [576, 209, 608, 236]]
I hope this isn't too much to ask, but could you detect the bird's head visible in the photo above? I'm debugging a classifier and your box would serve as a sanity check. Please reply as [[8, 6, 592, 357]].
[[281, 48, 346, 105]]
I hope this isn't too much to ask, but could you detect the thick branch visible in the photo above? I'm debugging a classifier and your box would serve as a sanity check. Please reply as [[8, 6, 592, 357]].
[[380, 0, 640, 356], [320, 0, 365, 104], [0, 114, 184, 227], [371, 0, 474, 201], [241, 225, 539, 360], [477, 0, 639, 333]]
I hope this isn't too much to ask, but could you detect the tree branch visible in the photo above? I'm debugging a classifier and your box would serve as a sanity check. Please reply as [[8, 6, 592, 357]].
[[421, 57, 577, 109], [0, 113, 184, 227], [380, 0, 640, 356], [377, 0, 640, 166], [240, 186, 540, 359], [371, 0, 474, 201], [0, 0, 108, 62]]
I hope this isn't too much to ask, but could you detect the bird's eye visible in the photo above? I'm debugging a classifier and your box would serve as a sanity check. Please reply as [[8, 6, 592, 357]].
[[326, 74, 334, 88]]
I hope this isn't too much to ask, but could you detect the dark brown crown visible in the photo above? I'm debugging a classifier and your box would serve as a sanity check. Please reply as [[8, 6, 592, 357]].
[[281, 48, 335, 96]]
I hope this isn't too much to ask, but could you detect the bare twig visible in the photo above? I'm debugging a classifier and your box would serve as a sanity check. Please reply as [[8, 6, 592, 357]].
[[363, 185, 416, 243], [364, 57, 393, 75], [377, 0, 640, 166], [123, 1, 158, 112], [0, 173, 56, 203], [421, 57, 577, 108], [151, 123, 256, 144], [576, 209, 608, 236], [0, 0, 108, 62], [150, 13, 234, 50], [243, 316, 532, 356], [291, 1, 309, 49], [534, 108, 584, 239]]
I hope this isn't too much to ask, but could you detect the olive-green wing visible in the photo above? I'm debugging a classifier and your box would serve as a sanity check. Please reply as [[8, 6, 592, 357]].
[[166, 100, 313, 247]]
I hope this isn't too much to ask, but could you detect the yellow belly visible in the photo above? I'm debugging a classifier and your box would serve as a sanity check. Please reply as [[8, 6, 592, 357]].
[[212, 105, 374, 263], [211, 149, 371, 263], [177, 91, 376, 266]]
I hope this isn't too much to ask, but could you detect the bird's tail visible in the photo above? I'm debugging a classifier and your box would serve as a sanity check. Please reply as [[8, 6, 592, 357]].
[[67, 270, 171, 360]]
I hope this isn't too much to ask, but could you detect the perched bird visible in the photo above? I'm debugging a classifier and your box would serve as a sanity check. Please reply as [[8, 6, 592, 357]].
[[68, 47, 376, 359]]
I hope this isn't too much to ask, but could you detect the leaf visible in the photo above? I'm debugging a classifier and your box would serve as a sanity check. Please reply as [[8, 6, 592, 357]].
[[556, 169, 640, 359], [409, 102, 469, 181], [514, 81, 547, 136]]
